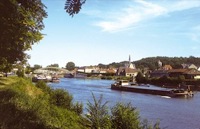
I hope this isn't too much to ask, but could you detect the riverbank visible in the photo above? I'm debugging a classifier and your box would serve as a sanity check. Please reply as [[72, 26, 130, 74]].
[[0, 77, 88, 129], [0, 77, 162, 129]]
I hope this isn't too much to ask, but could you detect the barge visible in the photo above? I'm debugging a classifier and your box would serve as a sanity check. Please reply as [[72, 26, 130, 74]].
[[111, 80, 193, 97]]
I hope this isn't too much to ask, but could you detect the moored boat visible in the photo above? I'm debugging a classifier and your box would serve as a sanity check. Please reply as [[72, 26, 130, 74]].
[[32, 74, 47, 82], [64, 73, 74, 78], [111, 80, 194, 97], [51, 77, 60, 83]]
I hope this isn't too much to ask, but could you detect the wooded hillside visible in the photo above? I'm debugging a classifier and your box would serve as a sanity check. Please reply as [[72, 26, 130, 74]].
[[98, 56, 200, 70]]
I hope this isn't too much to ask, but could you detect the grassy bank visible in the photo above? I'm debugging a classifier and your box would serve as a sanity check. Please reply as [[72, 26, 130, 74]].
[[0, 77, 88, 129], [0, 77, 161, 129]]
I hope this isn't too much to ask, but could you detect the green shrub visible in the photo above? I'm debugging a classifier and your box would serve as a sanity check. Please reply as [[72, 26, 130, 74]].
[[50, 89, 73, 109], [72, 102, 83, 115], [35, 81, 51, 93], [111, 103, 140, 129], [86, 93, 111, 129], [86, 93, 161, 129], [16, 70, 24, 77]]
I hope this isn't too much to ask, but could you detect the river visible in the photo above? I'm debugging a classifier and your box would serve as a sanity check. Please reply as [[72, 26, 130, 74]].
[[49, 78, 200, 129]]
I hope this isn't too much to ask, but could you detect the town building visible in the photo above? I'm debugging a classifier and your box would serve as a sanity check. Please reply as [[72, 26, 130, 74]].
[[77, 66, 100, 73], [150, 66, 200, 80], [150, 70, 168, 78], [181, 63, 198, 70], [162, 65, 173, 70], [116, 55, 138, 77]]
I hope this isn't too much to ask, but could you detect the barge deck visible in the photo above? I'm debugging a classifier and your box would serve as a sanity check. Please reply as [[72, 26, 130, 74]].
[[111, 80, 193, 97]]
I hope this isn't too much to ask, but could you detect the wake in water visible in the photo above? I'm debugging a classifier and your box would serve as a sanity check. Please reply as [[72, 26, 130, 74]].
[[161, 96, 171, 99]]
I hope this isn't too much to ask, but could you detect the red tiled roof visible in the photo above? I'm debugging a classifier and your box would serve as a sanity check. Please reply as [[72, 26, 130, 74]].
[[124, 68, 138, 73], [168, 69, 188, 73], [186, 69, 200, 75], [151, 70, 168, 74], [117, 67, 138, 74]]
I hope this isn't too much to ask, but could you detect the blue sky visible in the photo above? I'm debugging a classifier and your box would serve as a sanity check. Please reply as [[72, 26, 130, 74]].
[[28, 0, 200, 67]]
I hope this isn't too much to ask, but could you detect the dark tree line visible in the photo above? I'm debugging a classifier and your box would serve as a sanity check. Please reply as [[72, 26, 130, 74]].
[[134, 56, 200, 70]]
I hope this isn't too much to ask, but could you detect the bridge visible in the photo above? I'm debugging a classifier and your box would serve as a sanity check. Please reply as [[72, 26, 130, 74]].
[[33, 67, 69, 75]]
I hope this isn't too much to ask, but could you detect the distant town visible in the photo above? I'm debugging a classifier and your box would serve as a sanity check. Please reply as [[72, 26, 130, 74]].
[[1, 55, 200, 91]]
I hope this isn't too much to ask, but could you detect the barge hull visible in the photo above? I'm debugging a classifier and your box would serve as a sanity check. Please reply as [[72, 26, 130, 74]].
[[111, 85, 171, 96]]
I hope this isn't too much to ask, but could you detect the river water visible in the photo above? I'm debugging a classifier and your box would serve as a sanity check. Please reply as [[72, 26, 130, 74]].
[[49, 78, 200, 129]]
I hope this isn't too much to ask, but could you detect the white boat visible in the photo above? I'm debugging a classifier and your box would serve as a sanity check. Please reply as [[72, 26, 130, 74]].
[[51, 77, 60, 83], [32, 75, 47, 82], [112, 80, 129, 86]]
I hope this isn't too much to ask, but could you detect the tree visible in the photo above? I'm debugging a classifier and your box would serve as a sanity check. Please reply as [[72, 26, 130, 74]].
[[65, 0, 86, 17], [0, 59, 13, 74], [66, 62, 75, 71], [135, 72, 146, 84], [0, 0, 47, 72], [33, 64, 42, 71], [98, 63, 108, 69], [47, 63, 59, 67], [25, 64, 32, 74], [86, 93, 111, 129]]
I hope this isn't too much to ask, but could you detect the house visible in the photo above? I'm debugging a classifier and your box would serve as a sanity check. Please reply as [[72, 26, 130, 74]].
[[168, 69, 200, 79], [106, 68, 116, 74], [99, 69, 107, 74], [84, 66, 96, 73], [185, 69, 200, 79], [197, 67, 200, 71], [162, 65, 173, 70], [117, 67, 138, 77], [168, 69, 188, 78], [181, 64, 198, 70], [150, 70, 168, 78], [116, 55, 138, 77], [77, 66, 100, 73], [77, 67, 85, 73]]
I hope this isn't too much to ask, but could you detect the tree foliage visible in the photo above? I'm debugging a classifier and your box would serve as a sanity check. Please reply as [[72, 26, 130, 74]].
[[65, 0, 86, 17], [47, 63, 59, 67], [136, 72, 146, 84], [111, 103, 140, 129], [50, 89, 73, 109], [0, 0, 47, 72], [66, 61, 75, 71], [30, 64, 43, 72]]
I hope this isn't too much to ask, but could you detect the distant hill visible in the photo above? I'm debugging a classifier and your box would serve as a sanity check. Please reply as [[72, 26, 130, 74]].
[[98, 56, 200, 70]]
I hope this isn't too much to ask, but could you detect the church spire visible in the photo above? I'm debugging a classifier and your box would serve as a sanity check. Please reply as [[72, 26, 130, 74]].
[[127, 55, 135, 69]]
